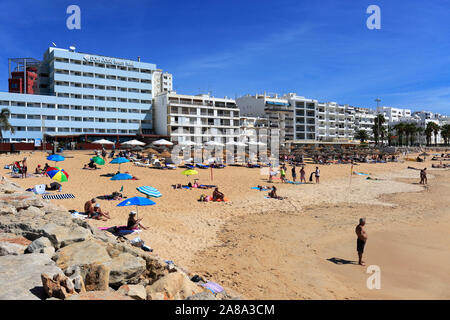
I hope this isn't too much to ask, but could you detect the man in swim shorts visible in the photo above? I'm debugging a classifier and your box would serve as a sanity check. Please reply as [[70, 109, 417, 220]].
[[355, 218, 368, 266]]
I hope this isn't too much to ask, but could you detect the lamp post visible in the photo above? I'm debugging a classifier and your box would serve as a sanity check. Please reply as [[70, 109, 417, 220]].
[[375, 98, 381, 146]]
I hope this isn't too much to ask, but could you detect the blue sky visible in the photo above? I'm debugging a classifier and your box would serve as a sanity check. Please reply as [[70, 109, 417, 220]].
[[0, 0, 449, 114]]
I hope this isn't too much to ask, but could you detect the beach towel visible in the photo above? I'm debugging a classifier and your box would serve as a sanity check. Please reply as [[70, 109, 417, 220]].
[[71, 212, 88, 220], [202, 282, 224, 294], [286, 180, 304, 185], [251, 187, 270, 191], [137, 186, 162, 198], [353, 172, 369, 176], [42, 193, 75, 200], [98, 226, 142, 235]]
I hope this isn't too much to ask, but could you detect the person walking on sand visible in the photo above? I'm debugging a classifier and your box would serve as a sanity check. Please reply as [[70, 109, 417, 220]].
[[291, 165, 297, 182], [315, 166, 320, 184], [355, 218, 368, 266], [300, 166, 306, 183]]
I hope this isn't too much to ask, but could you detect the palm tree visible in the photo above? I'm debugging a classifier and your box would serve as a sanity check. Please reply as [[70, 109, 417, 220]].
[[440, 124, 450, 146], [393, 122, 406, 146], [404, 123, 418, 146], [371, 114, 386, 145], [354, 129, 369, 143], [0, 108, 14, 141], [425, 122, 434, 146], [415, 127, 424, 146]]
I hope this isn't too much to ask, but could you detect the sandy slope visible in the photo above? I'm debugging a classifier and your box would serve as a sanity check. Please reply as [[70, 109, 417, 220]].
[[2, 150, 449, 299]]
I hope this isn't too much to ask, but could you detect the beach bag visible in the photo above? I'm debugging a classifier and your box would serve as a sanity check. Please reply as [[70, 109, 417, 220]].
[[309, 172, 314, 182]]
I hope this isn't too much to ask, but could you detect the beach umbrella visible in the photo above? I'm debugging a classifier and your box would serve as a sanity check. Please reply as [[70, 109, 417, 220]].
[[152, 139, 173, 146], [182, 169, 198, 176], [46, 167, 69, 182], [110, 173, 133, 181], [47, 154, 65, 166], [92, 139, 114, 145], [160, 150, 171, 158], [121, 139, 145, 146], [110, 157, 130, 171], [117, 196, 156, 218], [144, 148, 159, 155], [91, 156, 105, 165], [137, 186, 162, 198]]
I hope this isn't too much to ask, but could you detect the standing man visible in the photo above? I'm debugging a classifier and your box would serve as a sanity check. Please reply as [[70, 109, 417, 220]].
[[291, 165, 297, 182], [21, 157, 28, 179], [355, 218, 368, 266], [315, 166, 320, 184], [420, 168, 427, 184]]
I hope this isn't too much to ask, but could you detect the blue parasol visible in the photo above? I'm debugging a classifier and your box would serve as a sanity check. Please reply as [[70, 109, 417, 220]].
[[117, 196, 156, 218], [111, 173, 133, 181], [110, 157, 130, 171]]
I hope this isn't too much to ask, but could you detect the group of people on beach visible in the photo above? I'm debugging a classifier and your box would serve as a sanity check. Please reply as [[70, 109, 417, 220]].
[[83, 198, 148, 230], [270, 164, 320, 184]]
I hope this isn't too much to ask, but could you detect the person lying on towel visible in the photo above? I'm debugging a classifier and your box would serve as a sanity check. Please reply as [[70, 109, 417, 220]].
[[127, 211, 148, 230]]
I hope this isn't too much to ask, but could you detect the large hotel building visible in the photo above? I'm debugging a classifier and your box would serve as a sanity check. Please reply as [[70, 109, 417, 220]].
[[1, 46, 172, 143]]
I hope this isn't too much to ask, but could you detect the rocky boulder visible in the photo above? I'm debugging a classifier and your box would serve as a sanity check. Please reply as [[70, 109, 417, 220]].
[[0, 253, 63, 300], [117, 284, 147, 300], [81, 263, 110, 291], [26, 236, 53, 253], [145, 271, 205, 300], [53, 239, 112, 270], [41, 273, 75, 299]]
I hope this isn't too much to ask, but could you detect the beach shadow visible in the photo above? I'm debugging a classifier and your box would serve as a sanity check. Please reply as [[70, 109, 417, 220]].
[[327, 257, 358, 265], [29, 286, 47, 300]]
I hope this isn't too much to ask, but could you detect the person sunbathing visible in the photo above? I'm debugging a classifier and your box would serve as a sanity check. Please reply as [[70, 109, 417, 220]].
[[84, 198, 96, 215], [90, 203, 110, 220], [127, 211, 148, 230], [212, 188, 225, 201]]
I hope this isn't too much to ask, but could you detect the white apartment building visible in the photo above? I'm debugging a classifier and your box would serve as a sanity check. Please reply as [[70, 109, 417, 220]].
[[153, 92, 240, 144], [237, 93, 366, 144], [152, 70, 173, 96], [316, 102, 356, 142], [237, 93, 318, 145], [354, 107, 376, 137], [377, 106, 412, 122]]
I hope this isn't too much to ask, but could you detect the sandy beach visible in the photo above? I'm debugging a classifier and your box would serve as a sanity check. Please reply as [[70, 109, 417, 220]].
[[2, 150, 449, 299]]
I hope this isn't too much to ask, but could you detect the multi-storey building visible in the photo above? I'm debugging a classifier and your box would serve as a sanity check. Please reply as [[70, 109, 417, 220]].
[[152, 70, 173, 96], [354, 107, 376, 137], [377, 106, 412, 123], [0, 46, 168, 142], [153, 92, 240, 144]]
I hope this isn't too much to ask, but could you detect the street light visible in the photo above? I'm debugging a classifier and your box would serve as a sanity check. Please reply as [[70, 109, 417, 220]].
[[375, 98, 381, 145]]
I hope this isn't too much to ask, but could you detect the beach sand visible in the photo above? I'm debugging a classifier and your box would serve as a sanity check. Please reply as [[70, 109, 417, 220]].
[[2, 150, 449, 299]]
